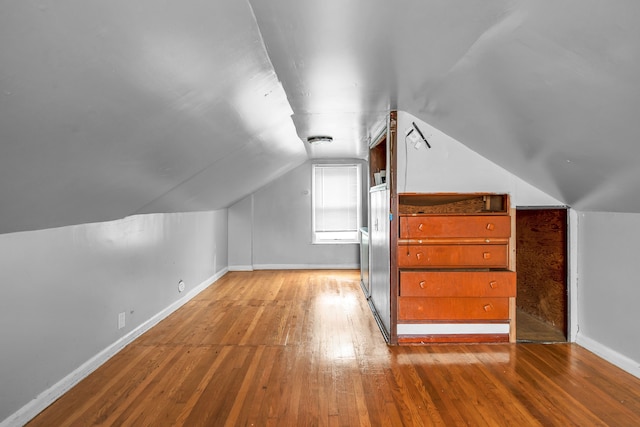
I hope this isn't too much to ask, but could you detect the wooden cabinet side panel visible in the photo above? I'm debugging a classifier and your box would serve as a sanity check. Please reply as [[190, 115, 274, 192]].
[[389, 111, 398, 344]]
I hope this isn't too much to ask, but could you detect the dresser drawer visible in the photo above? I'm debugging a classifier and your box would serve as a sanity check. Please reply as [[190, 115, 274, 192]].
[[399, 271, 516, 297], [398, 297, 510, 321], [399, 216, 511, 239], [397, 244, 509, 268]]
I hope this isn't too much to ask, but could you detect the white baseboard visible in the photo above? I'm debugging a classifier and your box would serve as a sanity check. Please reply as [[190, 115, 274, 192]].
[[252, 264, 359, 270], [228, 265, 254, 271], [0, 268, 228, 427], [397, 323, 510, 336], [576, 333, 640, 379]]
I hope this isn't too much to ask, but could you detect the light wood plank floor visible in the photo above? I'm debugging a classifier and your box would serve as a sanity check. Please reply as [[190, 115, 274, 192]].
[[29, 270, 640, 426]]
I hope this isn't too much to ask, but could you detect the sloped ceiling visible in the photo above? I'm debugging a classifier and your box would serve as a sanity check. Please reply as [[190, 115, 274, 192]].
[[0, 0, 307, 233], [2, 0, 639, 234], [399, 1, 640, 212]]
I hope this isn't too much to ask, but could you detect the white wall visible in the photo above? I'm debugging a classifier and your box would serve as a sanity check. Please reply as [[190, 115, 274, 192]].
[[397, 111, 563, 207], [0, 210, 228, 425], [228, 195, 253, 270], [229, 160, 367, 270], [576, 212, 640, 378]]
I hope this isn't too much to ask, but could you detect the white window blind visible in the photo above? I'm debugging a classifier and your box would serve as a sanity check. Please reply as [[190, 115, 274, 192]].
[[312, 164, 361, 243]]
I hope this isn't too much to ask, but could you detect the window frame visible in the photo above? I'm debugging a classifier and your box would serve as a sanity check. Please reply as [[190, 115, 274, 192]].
[[311, 163, 362, 244]]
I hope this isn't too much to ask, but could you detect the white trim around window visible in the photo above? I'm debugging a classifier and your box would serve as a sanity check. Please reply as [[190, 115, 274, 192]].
[[311, 163, 362, 244]]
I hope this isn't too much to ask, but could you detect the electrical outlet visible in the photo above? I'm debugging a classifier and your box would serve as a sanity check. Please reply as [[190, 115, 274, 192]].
[[118, 312, 125, 329]]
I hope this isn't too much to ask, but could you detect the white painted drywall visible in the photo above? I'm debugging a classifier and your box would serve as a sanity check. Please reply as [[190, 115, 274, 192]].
[[233, 160, 367, 269], [0, 210, 228, 423], [576, 211, 640, 377], [0, 0, 308, 234], [396, 111, 563, 207], [228, 195, 254, 270]]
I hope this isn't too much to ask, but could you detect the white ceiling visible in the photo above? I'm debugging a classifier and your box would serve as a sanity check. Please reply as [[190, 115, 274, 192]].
[[1, 0, 639, 233]]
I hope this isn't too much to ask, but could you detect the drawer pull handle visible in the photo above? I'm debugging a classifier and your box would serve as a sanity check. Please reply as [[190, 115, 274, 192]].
[[418, 223, 424, 231], [483, 304, 493, 312], [416, 252, 423, 260], [486, 223, 495, 231], [419, 281, 426, 289], [483, 252, 491, 259], [489, 281, 497, 289]]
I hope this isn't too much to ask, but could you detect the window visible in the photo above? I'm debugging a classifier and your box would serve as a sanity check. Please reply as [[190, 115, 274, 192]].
[[312, 164, 362, 244]]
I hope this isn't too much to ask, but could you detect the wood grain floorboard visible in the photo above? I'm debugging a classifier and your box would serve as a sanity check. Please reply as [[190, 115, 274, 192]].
[[27, 270, 640, 426]]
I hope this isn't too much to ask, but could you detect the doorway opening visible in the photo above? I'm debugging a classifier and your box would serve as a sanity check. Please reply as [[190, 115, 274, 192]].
[[515, 208, 568, 343]]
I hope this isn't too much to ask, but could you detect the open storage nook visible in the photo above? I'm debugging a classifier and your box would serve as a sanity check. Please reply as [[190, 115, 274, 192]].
[[369, 132, 387, 188]]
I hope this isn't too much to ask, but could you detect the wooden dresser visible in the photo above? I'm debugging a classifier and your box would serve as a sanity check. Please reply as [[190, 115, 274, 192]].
[[395, 193, 517, 343]]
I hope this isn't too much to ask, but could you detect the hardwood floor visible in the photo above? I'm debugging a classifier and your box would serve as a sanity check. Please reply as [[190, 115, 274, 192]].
[[516, 308, 567, 343], [28, 270, 640, 426]]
